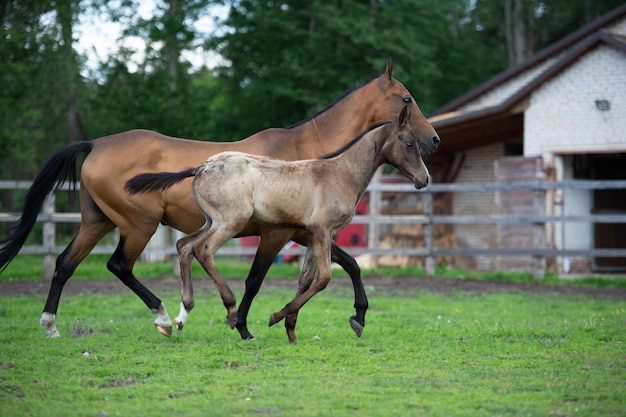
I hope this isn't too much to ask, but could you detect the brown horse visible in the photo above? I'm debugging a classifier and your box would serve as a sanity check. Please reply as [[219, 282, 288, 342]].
[[0, 59, 440, 339], [126, 105, 429, 342]]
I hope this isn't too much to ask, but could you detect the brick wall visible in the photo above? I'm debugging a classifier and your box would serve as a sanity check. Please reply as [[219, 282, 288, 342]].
[[452, 143, 503, 270], [525, 44, 626, 160]]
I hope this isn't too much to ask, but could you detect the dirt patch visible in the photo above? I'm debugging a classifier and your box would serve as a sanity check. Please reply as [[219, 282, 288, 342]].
[[1, 275, 624, 300]]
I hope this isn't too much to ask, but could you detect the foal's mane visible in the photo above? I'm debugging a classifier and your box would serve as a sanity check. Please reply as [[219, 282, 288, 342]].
[[319, 121, 390, 160], [287, 83, 365, 129]]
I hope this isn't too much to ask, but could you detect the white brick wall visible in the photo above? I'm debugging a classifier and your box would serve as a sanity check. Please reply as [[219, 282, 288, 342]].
[[524, 44, 626, 160]]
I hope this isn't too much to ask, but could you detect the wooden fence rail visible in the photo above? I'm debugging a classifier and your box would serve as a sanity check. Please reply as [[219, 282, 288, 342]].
[[1, 179, 626, 279]]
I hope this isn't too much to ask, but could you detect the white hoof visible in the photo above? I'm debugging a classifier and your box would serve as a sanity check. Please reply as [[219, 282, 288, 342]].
[[174, 302, 189, 332], [152, 303, 172, 337], [40, 312, 61, 338]]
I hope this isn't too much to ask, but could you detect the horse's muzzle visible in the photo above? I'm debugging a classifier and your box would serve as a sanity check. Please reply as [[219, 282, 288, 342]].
[[421, 135, 441, 156], [414, 174, 430, 189]]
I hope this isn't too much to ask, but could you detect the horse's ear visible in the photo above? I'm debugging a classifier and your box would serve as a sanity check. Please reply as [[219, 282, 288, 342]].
[[385, 57, 393, 80], [398, 104, 411, 125]]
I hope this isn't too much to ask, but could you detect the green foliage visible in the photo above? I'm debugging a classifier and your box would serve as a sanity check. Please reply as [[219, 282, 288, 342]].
[[3, 0, 624, 179], [209, 0, 461, 138], [0, 288, 624, 416]]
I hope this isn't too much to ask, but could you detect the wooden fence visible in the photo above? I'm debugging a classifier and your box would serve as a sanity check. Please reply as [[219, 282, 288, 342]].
[[1, 179, 626, 279]]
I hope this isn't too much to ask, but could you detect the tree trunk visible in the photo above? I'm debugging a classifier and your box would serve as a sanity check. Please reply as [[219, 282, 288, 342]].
[[167, 0, 179, 92], [57, 0, 83, 225], [57, 0, 84, 143], [504, 0, 527, 66]]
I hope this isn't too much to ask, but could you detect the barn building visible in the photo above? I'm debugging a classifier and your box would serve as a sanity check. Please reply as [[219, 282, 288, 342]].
[[427, 4, 626, 274]]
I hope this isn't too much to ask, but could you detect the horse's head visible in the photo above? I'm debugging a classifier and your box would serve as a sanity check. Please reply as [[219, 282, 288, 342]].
[[371, 58, 440, 156], [382, 105, 430, 189]]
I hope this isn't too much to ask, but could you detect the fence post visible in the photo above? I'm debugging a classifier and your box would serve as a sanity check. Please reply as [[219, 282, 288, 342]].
[[423, 191, 435, 275], [42, 195, 55, 279], [532, 174, 547, 280], [367, 168, 383, 267]]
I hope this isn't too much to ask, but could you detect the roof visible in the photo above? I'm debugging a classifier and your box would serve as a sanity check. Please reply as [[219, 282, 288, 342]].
[[429, 4, 626, 133]]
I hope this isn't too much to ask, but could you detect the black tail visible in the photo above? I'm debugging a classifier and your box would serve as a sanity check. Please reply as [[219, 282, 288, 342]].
[[0, 141, 93, 271], [125, 168, 197, 195]]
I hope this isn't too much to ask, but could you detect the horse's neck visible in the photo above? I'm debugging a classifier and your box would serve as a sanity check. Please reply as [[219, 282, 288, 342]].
[[313, 86, 377, 153]]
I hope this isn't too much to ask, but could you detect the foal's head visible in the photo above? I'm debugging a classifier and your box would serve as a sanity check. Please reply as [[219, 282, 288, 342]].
[[382, 105, 430, 189], [369, 58, 440, 155]]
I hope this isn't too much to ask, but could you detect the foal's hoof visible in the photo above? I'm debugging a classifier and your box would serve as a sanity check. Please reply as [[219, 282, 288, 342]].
[[225, 317, 237, 329], [268, 313, 279, 327], [349, 317, 364, 338], [155, 324, 173, 337]]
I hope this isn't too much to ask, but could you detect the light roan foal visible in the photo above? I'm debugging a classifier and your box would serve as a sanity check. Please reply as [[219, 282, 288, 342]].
[[126, 105, 429, 342]]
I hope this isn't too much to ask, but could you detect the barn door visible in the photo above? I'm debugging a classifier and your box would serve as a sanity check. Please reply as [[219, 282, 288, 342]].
[[591, 154, 626, 271], [495, 156, 543, 271]]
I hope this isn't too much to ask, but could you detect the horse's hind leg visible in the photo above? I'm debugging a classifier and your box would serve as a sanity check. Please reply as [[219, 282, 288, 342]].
[[106, 232, 172, 336], [330, 243, 368, 337], [41, 218, 115, 337]]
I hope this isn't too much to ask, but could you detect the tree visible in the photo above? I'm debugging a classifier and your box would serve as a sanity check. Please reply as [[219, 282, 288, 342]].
[[208, 0, 459, 140], [473, 0, 626, 67]]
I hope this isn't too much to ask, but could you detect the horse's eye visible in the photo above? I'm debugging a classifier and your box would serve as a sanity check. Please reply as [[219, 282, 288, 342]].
[[402, 97, 412, 104], [405, 141, 413, 147]]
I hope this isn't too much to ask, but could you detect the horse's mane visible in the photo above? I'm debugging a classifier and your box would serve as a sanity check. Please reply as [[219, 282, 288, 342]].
[[287, 83, 365, 129], [319, 121, 390, 160]]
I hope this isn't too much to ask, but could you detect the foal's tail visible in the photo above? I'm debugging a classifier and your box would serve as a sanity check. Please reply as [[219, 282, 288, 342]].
[[125, 168, 198, 195], [0, 141, 93, 271]]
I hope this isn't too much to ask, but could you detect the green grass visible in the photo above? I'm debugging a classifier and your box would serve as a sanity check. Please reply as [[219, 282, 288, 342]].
[[1, 285, 624, 416], [3, 255, 626, 290]]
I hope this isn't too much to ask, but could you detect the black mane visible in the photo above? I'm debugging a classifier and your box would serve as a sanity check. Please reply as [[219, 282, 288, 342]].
[[319, 121, 390, 160]]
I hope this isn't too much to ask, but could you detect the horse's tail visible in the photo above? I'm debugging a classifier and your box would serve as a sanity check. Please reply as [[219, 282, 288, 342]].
[[125, 168, 198, 195], [0, 141, 93, 271]]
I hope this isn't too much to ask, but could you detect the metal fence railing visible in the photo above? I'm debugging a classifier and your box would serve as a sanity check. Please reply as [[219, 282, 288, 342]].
[[2, 179, 626, 279]]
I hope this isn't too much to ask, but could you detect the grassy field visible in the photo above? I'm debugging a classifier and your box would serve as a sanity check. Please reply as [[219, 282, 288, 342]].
[[1, 278, 624, 416], [3, 254, 626, 290]]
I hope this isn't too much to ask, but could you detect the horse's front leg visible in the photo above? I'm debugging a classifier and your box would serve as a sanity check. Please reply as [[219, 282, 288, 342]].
[[284, 246, 316, 343], [269, 231, 332, 335], [330, 242, 367, 337], [236, 227, 292, 340]]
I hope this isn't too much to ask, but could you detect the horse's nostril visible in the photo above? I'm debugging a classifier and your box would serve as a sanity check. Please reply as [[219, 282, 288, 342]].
[[432, 136, 441, 146]]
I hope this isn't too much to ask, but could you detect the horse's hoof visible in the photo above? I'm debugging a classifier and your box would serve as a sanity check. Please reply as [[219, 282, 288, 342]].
[[225, 318, 237, 329], [349, 317, 364, 338], [175, 320, 184, 332], [156, 324, 173, 337], [268, 314, 278, 327]]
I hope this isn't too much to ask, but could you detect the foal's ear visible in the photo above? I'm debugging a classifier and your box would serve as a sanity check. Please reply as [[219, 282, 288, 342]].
[[398, 104, 412, 125], [385, 57, 393, 80]]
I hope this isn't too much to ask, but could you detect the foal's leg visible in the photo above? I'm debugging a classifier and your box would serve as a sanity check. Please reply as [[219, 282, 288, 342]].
[[269, 231, 333, 329], [173, 223, 211, 331], [284, 247, 316, 343], [191, 222, 244, 328], [284, 239, 368, 340]]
